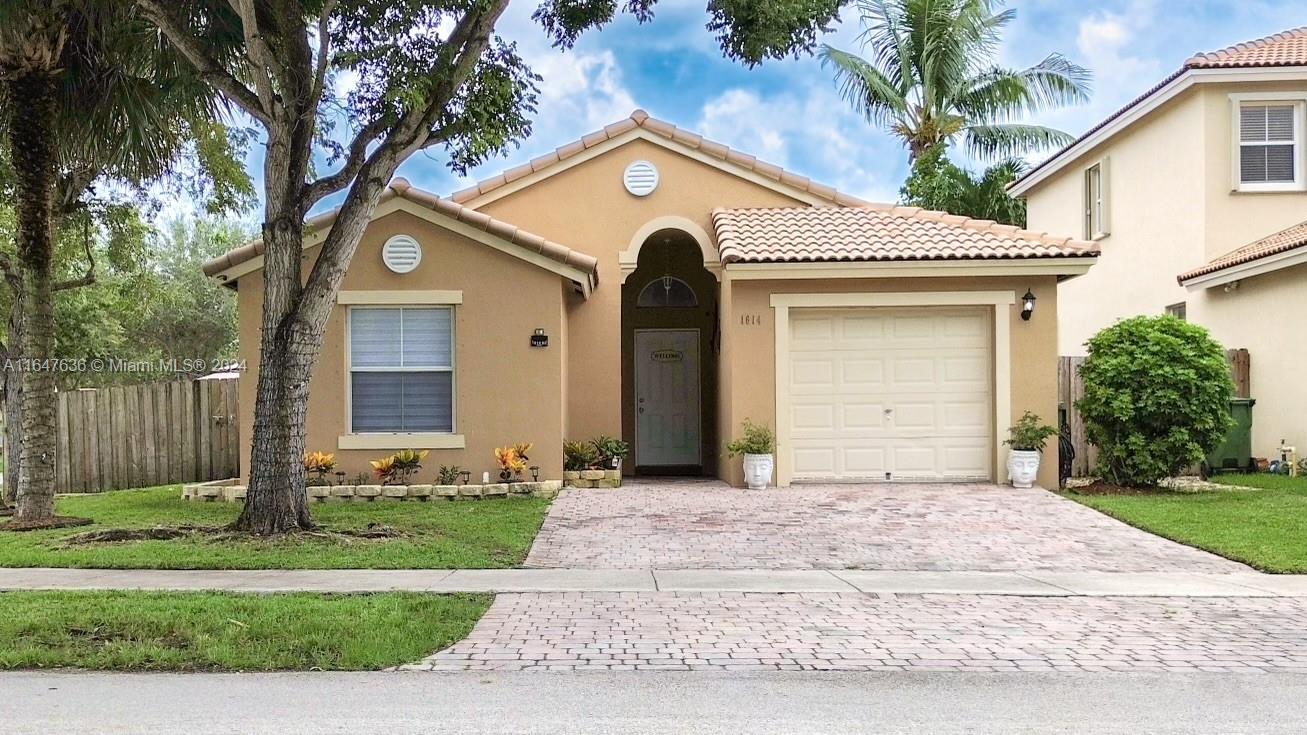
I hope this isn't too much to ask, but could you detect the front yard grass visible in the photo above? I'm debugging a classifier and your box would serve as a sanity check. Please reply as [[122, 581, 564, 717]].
[[0, 590, 487, 671], [0, 486, 549, 569], [1064, 474, 1307, 573]]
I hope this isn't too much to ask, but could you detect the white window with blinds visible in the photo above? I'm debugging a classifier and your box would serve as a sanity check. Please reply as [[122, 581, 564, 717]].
[[1233, 96, 1305, 192], [348, 307, 454, 433]]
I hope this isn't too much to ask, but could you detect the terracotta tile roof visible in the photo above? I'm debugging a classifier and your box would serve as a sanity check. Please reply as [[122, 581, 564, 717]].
[[1012, 26, 1307, 191], [448, 109, 869, 207], [1186, 26, 1307, 68], [712, 206, 1099, 263], [1178, 220, 1307, 283], [202, 179, 599, 288]]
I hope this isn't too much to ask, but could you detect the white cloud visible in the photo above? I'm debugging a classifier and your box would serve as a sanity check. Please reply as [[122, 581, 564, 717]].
[[695, 87, 905, 203], [530, 49, 638, 130]]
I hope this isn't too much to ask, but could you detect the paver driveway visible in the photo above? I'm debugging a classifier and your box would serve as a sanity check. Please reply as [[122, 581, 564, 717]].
[[406, 592, 1307, 673], [525, 481, 1244, 572]]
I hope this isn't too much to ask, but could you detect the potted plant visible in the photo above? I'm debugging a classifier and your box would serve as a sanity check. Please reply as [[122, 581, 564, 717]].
[[726, 419, 776, 490], [591, 435, 630, 471], [1004, 411, 1059, 488]]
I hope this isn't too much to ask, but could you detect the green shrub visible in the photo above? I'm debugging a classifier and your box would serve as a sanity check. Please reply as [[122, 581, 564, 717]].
[[1076, 316, 1234, 487], [726, 419, 776, 457], [563, 440, 599, 471], [1005, 411, 1058, 452], [590, 435, 630, 467]]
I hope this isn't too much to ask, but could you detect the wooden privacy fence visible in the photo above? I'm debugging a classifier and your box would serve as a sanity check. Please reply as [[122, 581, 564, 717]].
[[56, 378, 240, 493], [1058, 348, 1251, 478]]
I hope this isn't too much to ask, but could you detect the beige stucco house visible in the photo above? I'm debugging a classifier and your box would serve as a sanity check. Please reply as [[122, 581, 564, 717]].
[[206, 110, 1097, 489], [1011, 26, 1307, 460]]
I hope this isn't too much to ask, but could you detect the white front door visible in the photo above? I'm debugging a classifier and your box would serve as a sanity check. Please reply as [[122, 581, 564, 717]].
[[635, 329, 701, 467], [787, 307, 993, 482]]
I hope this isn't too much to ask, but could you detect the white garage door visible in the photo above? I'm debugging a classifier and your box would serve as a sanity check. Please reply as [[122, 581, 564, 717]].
[[788, 307, 992, 482]]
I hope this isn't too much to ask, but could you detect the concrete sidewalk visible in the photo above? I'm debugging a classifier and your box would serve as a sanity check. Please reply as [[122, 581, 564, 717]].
[[3, 567, 1307, 597]]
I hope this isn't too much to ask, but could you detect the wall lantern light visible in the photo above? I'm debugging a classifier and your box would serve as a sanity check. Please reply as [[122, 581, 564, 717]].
[[530, 328, 549, 348], [1021, 289, 1037, 321]]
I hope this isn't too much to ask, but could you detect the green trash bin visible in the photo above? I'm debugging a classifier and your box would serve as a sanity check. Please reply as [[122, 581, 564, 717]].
[[1203, 398, 1256, 476]]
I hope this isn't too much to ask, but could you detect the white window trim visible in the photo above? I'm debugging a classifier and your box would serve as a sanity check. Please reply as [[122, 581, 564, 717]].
[[1083, 158, 1110, 240], [343, 305, 458, 440], [1229, 92, 1307, 193]]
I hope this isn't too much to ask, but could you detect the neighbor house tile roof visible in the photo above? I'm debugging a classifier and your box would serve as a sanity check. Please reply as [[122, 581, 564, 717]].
[[202, 179, 599, 286], [1185, 26, 1307, 68], [1012, 26, 1307, 191], [1178, 220, 1307, 283], [711, 206, 1099, 263], [448, 109, 869, 207]]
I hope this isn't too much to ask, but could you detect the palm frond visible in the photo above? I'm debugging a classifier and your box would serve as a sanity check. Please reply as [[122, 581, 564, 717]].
[[819, 45, 910, 127], [963, 123, 1075, 159], [1013, 53, 1092, 109]]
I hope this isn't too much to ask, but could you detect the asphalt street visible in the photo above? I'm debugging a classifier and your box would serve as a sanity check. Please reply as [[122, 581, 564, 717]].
[[2, 670, 1305, 734]]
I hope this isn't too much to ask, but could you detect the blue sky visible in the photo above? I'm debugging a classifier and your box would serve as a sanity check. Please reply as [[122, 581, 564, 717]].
[[263, 1, 1304, 216]]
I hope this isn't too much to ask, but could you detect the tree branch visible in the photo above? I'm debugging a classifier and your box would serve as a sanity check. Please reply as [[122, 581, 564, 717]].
[[227, 0, 283, 114], [309, 0, 339, 106], [51, 217, 96, 292], [135, 0, 272, 125], [300, 115, 391, 207]]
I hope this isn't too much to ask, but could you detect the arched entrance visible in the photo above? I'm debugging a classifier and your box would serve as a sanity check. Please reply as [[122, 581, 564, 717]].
[[621, 229, 719, 476]]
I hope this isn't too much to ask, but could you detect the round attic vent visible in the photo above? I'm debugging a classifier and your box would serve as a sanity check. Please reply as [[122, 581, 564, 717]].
[[382, 234, 422, 274], [622, 160, 659, 196]]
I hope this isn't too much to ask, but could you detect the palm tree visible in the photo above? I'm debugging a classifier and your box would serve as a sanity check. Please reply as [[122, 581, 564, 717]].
[[0, 0, 239, 525], [899, 144, 1028, 225], [821, 0, 1091, 161]]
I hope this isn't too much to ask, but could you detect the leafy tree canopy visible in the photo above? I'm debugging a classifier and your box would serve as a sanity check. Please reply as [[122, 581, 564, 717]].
[[899, 144, 1027, 226]]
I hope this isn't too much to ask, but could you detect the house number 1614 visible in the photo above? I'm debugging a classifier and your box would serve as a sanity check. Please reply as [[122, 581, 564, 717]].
[[739, 314, 762, 326]]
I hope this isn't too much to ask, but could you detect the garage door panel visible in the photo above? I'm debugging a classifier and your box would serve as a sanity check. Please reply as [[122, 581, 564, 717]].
[[788, 307, 992, 482], [841, 403, 887, 431]]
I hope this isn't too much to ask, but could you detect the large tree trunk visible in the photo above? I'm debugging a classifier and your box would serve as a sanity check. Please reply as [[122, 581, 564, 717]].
[[8, 71, 59, 524], [231, 220, 317, 534], [2, 294, 26, 507]]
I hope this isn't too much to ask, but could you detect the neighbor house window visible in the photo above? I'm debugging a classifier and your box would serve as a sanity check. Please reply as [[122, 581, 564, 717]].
[[348, 307, 453, 433], [1083, 160, 1109, 239], [1236, 100, 1304, 191], [1165, 302, 1187, 321]]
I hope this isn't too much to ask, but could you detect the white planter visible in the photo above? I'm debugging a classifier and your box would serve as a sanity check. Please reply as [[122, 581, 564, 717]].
[[743, 453, 774, 490], [1007, 449, 1041, 488]]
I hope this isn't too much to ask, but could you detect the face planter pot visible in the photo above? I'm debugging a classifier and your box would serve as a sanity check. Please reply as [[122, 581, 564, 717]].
[[1006, 449, 1041, 488], [742, 453, 774, 490]]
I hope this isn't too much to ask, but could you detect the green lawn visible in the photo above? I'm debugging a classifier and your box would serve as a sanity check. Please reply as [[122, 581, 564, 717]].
[[1065, 474, 1307, 573], [0, 590, 487, 670], [0, 486, 550, 569]]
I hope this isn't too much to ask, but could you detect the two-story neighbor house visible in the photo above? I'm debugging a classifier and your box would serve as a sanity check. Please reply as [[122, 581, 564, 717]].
[[1011, 26, 1307, 461]]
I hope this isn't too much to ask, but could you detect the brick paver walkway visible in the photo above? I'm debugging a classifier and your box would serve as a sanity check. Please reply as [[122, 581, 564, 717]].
[[525, 483, 1245, 572], [404, 592, 1307, 673]]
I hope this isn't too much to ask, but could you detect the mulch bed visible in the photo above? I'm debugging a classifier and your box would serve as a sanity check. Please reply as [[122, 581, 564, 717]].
[[1067, 480, 1208, 496], [60, 522, 405, 546], [1, 515, 94, 532]]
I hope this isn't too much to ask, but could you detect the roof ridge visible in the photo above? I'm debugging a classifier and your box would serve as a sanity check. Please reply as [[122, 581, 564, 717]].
[[449, 108, 870, 207], [202, 178, 599, 284], [1186, 25, 1307, 66], [711, 206, 1100, 264]]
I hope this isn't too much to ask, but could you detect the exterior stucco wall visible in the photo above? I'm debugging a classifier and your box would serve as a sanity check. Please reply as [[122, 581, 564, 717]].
[[718, 275, 1062, 489], [1199, 81, 1307, 262], [1025, 90, 1208, 356], [234, 209, 568, 483], [1189, 262, 1307, 456], [474, 137, 807, 448], [1025, 75, 1307, 461]]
